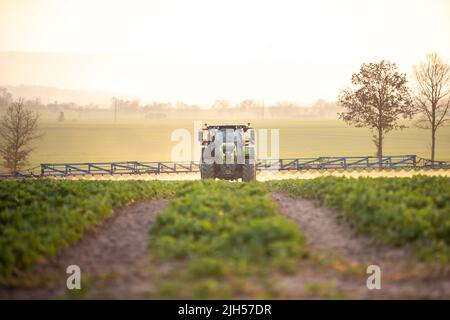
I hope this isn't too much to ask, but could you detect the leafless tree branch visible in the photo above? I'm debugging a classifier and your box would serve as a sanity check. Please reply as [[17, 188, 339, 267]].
[[0, 98, 43, 173], [413, 53, 450, 161]]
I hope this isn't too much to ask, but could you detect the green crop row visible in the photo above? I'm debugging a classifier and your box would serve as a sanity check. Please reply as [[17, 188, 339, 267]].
[[0, 179, 180, 279], [267, 176, 450, 263], [149, 181, 306, 278]]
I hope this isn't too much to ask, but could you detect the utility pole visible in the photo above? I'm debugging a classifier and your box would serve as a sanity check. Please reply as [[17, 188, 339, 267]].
[[262, 99, 265, 119], [114, 98, 118, 122]]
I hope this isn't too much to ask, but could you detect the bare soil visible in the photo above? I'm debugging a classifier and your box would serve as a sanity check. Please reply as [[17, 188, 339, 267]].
[[0, 199, 170, 299], [2, 193, 449, 299], [271, 192, 450, 299]]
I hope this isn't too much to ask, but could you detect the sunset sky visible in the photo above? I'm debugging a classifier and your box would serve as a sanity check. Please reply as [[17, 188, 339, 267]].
[[1, 0, 449, 105]]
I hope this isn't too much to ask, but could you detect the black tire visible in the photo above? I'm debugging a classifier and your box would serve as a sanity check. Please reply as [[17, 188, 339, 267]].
[[200, 164, 215, 180], [242, 163, 256, 182]]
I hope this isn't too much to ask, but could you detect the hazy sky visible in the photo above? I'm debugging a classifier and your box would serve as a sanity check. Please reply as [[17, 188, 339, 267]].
[[1, 0, 450, 105]]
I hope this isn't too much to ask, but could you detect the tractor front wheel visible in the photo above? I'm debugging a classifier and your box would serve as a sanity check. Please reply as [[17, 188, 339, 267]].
[[242, 163, 256, 182], [200, 164, 215, 180]]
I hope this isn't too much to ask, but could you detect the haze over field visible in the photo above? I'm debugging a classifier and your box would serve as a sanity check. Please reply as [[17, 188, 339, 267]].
[[0, 0, 449, 171], [1, 0, 450, 105]]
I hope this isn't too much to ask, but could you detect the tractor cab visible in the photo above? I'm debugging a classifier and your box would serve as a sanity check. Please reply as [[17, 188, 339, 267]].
[[198, 124, 256, 181]]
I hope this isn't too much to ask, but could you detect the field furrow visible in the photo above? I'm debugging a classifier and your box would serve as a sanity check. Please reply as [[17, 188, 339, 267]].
[[0, 177, 449, 299]]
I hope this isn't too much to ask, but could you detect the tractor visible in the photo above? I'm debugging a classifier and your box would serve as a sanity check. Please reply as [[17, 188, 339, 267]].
[[198, 123, 256, 181]]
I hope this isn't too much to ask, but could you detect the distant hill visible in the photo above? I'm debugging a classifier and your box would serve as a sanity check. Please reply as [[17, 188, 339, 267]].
[[0, 52, 138, 107], [1, 85, 119, 107]]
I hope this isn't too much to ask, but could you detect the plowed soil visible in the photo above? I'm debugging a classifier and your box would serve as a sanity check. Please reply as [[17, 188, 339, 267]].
[[2, 193, 449, 299]]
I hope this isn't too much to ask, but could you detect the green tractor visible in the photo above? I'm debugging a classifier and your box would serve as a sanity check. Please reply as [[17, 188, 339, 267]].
[[198, 124, 256, 181]]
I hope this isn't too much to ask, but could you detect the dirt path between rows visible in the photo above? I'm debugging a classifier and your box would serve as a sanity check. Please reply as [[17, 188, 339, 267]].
[[271, 193, 409, 264], [271, 192, 450, 299], [0, 199, 170, 299]]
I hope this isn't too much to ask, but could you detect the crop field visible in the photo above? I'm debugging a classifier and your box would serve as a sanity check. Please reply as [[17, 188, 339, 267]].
[[0, 180, 180, 280], [148, 181, 308, 298], [267, 176, 450, 263], [0, 176, 449, 299], [11, 109, 450, 172]]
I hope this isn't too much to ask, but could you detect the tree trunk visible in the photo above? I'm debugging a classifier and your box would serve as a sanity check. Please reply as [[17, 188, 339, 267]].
[[431, 106, 436, 163], [377, 128, 383, 169], [431, 128, 436, 163], [12, 148, 17, 174], [12, 159, 17, 174]]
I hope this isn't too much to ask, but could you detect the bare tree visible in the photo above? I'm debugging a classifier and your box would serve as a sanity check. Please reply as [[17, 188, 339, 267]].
[[413, 53, 450, 162], [211, 99, 231, 110], [0, 99, 42, 173], [0, 87, 13, 108], [338, 60, 414, 163]]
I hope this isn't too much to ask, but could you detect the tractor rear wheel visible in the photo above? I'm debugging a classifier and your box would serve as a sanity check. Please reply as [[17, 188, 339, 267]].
[[242, 163, 256, 182], [200, 164, 215, 180]]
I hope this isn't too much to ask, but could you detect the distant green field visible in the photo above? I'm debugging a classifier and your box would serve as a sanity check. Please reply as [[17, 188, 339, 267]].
[[5, 109, 449, 171]]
